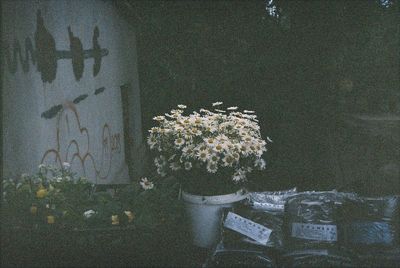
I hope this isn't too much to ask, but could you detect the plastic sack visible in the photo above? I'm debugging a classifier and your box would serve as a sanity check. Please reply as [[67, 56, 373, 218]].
[[342, 195, 399, 247], [284, 191, 358, 248], [245, 188, 298, 213], [203, 241, 277, 268]]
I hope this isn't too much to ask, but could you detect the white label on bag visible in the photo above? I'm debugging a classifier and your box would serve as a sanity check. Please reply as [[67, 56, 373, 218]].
[[224, 212, 272, 245], [291, 223, 337, 241]]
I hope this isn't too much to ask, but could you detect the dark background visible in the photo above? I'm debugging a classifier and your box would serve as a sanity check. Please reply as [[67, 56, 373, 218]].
[[115, 0, 399, 194]]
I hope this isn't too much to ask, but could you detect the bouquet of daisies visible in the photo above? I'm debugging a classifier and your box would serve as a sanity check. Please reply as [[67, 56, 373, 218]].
[[147, 102, 271, 195]]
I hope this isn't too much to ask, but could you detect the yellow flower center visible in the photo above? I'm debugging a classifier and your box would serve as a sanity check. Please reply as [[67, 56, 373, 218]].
[[30, 206, 38, 215], [47, 215, 55, 224], [36, 188, 48, 199]]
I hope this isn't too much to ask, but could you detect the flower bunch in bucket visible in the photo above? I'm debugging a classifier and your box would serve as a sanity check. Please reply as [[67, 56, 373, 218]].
[[147, 102, 271, 195]]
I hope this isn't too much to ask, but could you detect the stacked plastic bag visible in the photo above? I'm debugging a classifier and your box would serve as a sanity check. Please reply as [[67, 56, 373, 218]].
[[342, 195, 400, 267], [203, 189, 399, 267], [204, 188, 297, 267], [282, 191, 358, 267]]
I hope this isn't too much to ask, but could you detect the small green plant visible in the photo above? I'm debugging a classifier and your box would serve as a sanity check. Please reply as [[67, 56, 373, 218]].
[[2, 164, 184, 230]]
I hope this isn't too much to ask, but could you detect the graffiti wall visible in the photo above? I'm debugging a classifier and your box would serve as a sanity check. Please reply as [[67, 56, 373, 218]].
[[1, 0, 142, 184]]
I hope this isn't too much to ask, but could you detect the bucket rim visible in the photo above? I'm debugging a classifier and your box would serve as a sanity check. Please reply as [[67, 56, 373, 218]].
[[182, 189, 248, 205]]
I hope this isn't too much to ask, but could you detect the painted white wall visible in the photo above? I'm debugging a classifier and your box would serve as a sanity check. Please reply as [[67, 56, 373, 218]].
[[2, 0, 142, 184]]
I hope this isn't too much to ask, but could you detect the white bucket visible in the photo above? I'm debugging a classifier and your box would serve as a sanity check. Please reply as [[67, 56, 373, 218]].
[[182, 189, 248, 248]]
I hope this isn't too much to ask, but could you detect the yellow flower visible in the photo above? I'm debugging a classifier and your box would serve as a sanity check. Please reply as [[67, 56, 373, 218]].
[[124, 211, 135, 223], [111, 215, 119, 225], [36, 187, 48, 199], [30, 205, 38, 215], [47, 215, 55, 224]]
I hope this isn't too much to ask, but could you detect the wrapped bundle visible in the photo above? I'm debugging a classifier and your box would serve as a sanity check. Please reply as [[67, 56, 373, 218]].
[[342, 195, 400, 267], [216, 188, 298, 251], [343, 195, 399, 247], [204, 201, 286, 268], [284, 191, 358, 248]]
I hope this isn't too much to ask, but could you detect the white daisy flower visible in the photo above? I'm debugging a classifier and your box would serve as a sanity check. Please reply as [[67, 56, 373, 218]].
[[212, 102, 223, 106], [197, 150, 209, 162], [222, 154, 235, 167], [83, 210, 96, 219], [206, 162, 218, 173], [177, 104, 187, 109], [154, 157, 165, 168], [147, 135, 158, 149], [254, 158, 266, 170], [243, 110, 255, 114], [140, 177, 154, 190], [182, 145, 196, 158], [170, 162, 181, 171], [240, 143, 251, 156], [227, 106, 238, 110], [199, 108, 211, 114], [184, 162, 193, 170], [242, 135, 254, 143], [191, 128, 202, 136], [213, 143, 224, 153], [170, 109, 183, 114], [157, 167, 167, 177], [232, 174, 242, 182], [153, 115, 166, 121], [232, 169, 246, 182], [205, 137, 216, 147], [174, 137, 185, 147], [208, 154, 220, 164], [174, 125, 185, 132]]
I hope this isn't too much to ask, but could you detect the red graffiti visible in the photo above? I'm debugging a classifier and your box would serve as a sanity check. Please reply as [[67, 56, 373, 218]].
[[41, 101, 120, 182]]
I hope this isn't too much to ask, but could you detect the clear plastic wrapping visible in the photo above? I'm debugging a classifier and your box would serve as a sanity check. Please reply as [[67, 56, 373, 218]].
[[204, 191, 399, 267], [245, 188, 298, 213], [342, 195, 399, 246], [339, 195, 400, 268], [284, 191, 357, 248]]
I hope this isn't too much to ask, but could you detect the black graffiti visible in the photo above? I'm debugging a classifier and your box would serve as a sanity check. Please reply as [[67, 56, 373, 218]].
[[35, 10, 57, 83], [4, 38, 36, 74], [41, 85, 109, 120], [3, 10, 109, 83], [41, 104, 63, 119], [94, 87, 106, 95], [73, 94, 88, 104]]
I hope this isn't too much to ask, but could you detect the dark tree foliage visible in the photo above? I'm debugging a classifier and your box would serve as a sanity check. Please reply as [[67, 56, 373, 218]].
[[116, 0, 399, 192]]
